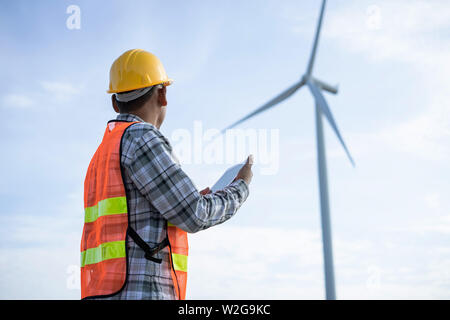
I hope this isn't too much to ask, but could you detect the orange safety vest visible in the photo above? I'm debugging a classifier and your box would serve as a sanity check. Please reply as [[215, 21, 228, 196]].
[[80, 120, 189, 299]]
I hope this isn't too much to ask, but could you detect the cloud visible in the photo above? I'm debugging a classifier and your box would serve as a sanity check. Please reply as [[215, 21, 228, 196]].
[[377, 113, 450, 160], [424, 193, 440, 210], [392, 214, 450, 236], [40, 81, 81, 102], [187, 225, 450, 299], [317, 0, 450, 161], [323, 0, 450, 67], [0, 191, 83, 299], [188, 225, 322, 299], [0, 246, 79, 299], [2, 191, 450, 299], [277, 0, 450, 163], [0, 81, 81, 110], [1, 94, 34, 108], [338, 110, 450, 162]]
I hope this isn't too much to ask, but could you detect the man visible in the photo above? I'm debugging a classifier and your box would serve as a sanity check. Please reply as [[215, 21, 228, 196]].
[[80, 49, 252, 300]]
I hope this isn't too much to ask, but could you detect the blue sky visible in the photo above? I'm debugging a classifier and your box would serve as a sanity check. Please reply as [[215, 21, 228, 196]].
[[1, 0, 450, 299]]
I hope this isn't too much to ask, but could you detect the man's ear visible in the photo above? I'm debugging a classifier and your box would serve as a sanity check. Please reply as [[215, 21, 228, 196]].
[[158, 86, 167, 107], [111, 94, 120, 113]]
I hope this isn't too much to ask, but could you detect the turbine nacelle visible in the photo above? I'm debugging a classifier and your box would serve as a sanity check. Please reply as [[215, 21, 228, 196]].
[[312, 78, 339, 95], [301, 75, 339, 95]]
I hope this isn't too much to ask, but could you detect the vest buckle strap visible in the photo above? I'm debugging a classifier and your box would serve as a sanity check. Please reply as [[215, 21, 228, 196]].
[[128, 227, 169, 264]]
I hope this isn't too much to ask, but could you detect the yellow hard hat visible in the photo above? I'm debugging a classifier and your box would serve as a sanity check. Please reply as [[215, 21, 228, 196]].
[[107, 49, 173, 93]]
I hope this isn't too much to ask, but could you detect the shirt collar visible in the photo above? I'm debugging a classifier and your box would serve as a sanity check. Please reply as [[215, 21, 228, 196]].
[[113, 114, 168, 147], [115, 113, 145, 123]]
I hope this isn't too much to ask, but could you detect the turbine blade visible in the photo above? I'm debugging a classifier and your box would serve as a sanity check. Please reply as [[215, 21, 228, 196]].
[[306, 0, 327, 76], [307, 80, 355, 166], [220, 79, 305, 133]]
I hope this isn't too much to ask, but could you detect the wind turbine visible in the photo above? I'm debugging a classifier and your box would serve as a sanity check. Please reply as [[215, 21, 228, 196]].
[[220, 0, 354, 300]]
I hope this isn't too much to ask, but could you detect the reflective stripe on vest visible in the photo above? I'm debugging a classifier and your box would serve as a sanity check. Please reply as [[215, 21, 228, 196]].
[[167, 221, 189, 299], [84, 196, 127, 223], [80, 121, 137, 299]]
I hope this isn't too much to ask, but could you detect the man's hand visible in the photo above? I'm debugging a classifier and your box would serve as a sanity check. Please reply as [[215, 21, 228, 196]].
[[234, 155, 254, 186]]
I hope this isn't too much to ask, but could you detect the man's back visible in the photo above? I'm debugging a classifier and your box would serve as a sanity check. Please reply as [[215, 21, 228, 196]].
[[92, 113, 249, 299]]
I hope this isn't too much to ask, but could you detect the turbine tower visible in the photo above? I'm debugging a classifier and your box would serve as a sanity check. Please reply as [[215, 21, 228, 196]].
[[220, 0, 354, 300]]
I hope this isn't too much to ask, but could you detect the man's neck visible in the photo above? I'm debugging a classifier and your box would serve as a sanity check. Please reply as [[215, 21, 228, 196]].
[[125, 110, 160, 129]]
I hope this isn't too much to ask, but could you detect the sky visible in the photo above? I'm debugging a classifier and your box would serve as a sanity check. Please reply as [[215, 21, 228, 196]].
[[1, 0, 450, 299]]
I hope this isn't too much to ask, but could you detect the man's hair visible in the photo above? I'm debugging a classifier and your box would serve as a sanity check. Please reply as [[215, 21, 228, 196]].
[[114, 86, 157, 113]]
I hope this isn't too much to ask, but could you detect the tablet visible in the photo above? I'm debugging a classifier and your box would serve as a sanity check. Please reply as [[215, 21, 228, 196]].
[[211, 161, 246, 192]]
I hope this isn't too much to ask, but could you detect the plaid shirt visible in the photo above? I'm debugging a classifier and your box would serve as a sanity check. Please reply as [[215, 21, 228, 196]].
[[92, 113, 249, 300]]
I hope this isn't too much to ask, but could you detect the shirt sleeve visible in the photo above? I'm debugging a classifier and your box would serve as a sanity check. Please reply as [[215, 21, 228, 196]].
[[125, 127, 250, 233]]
